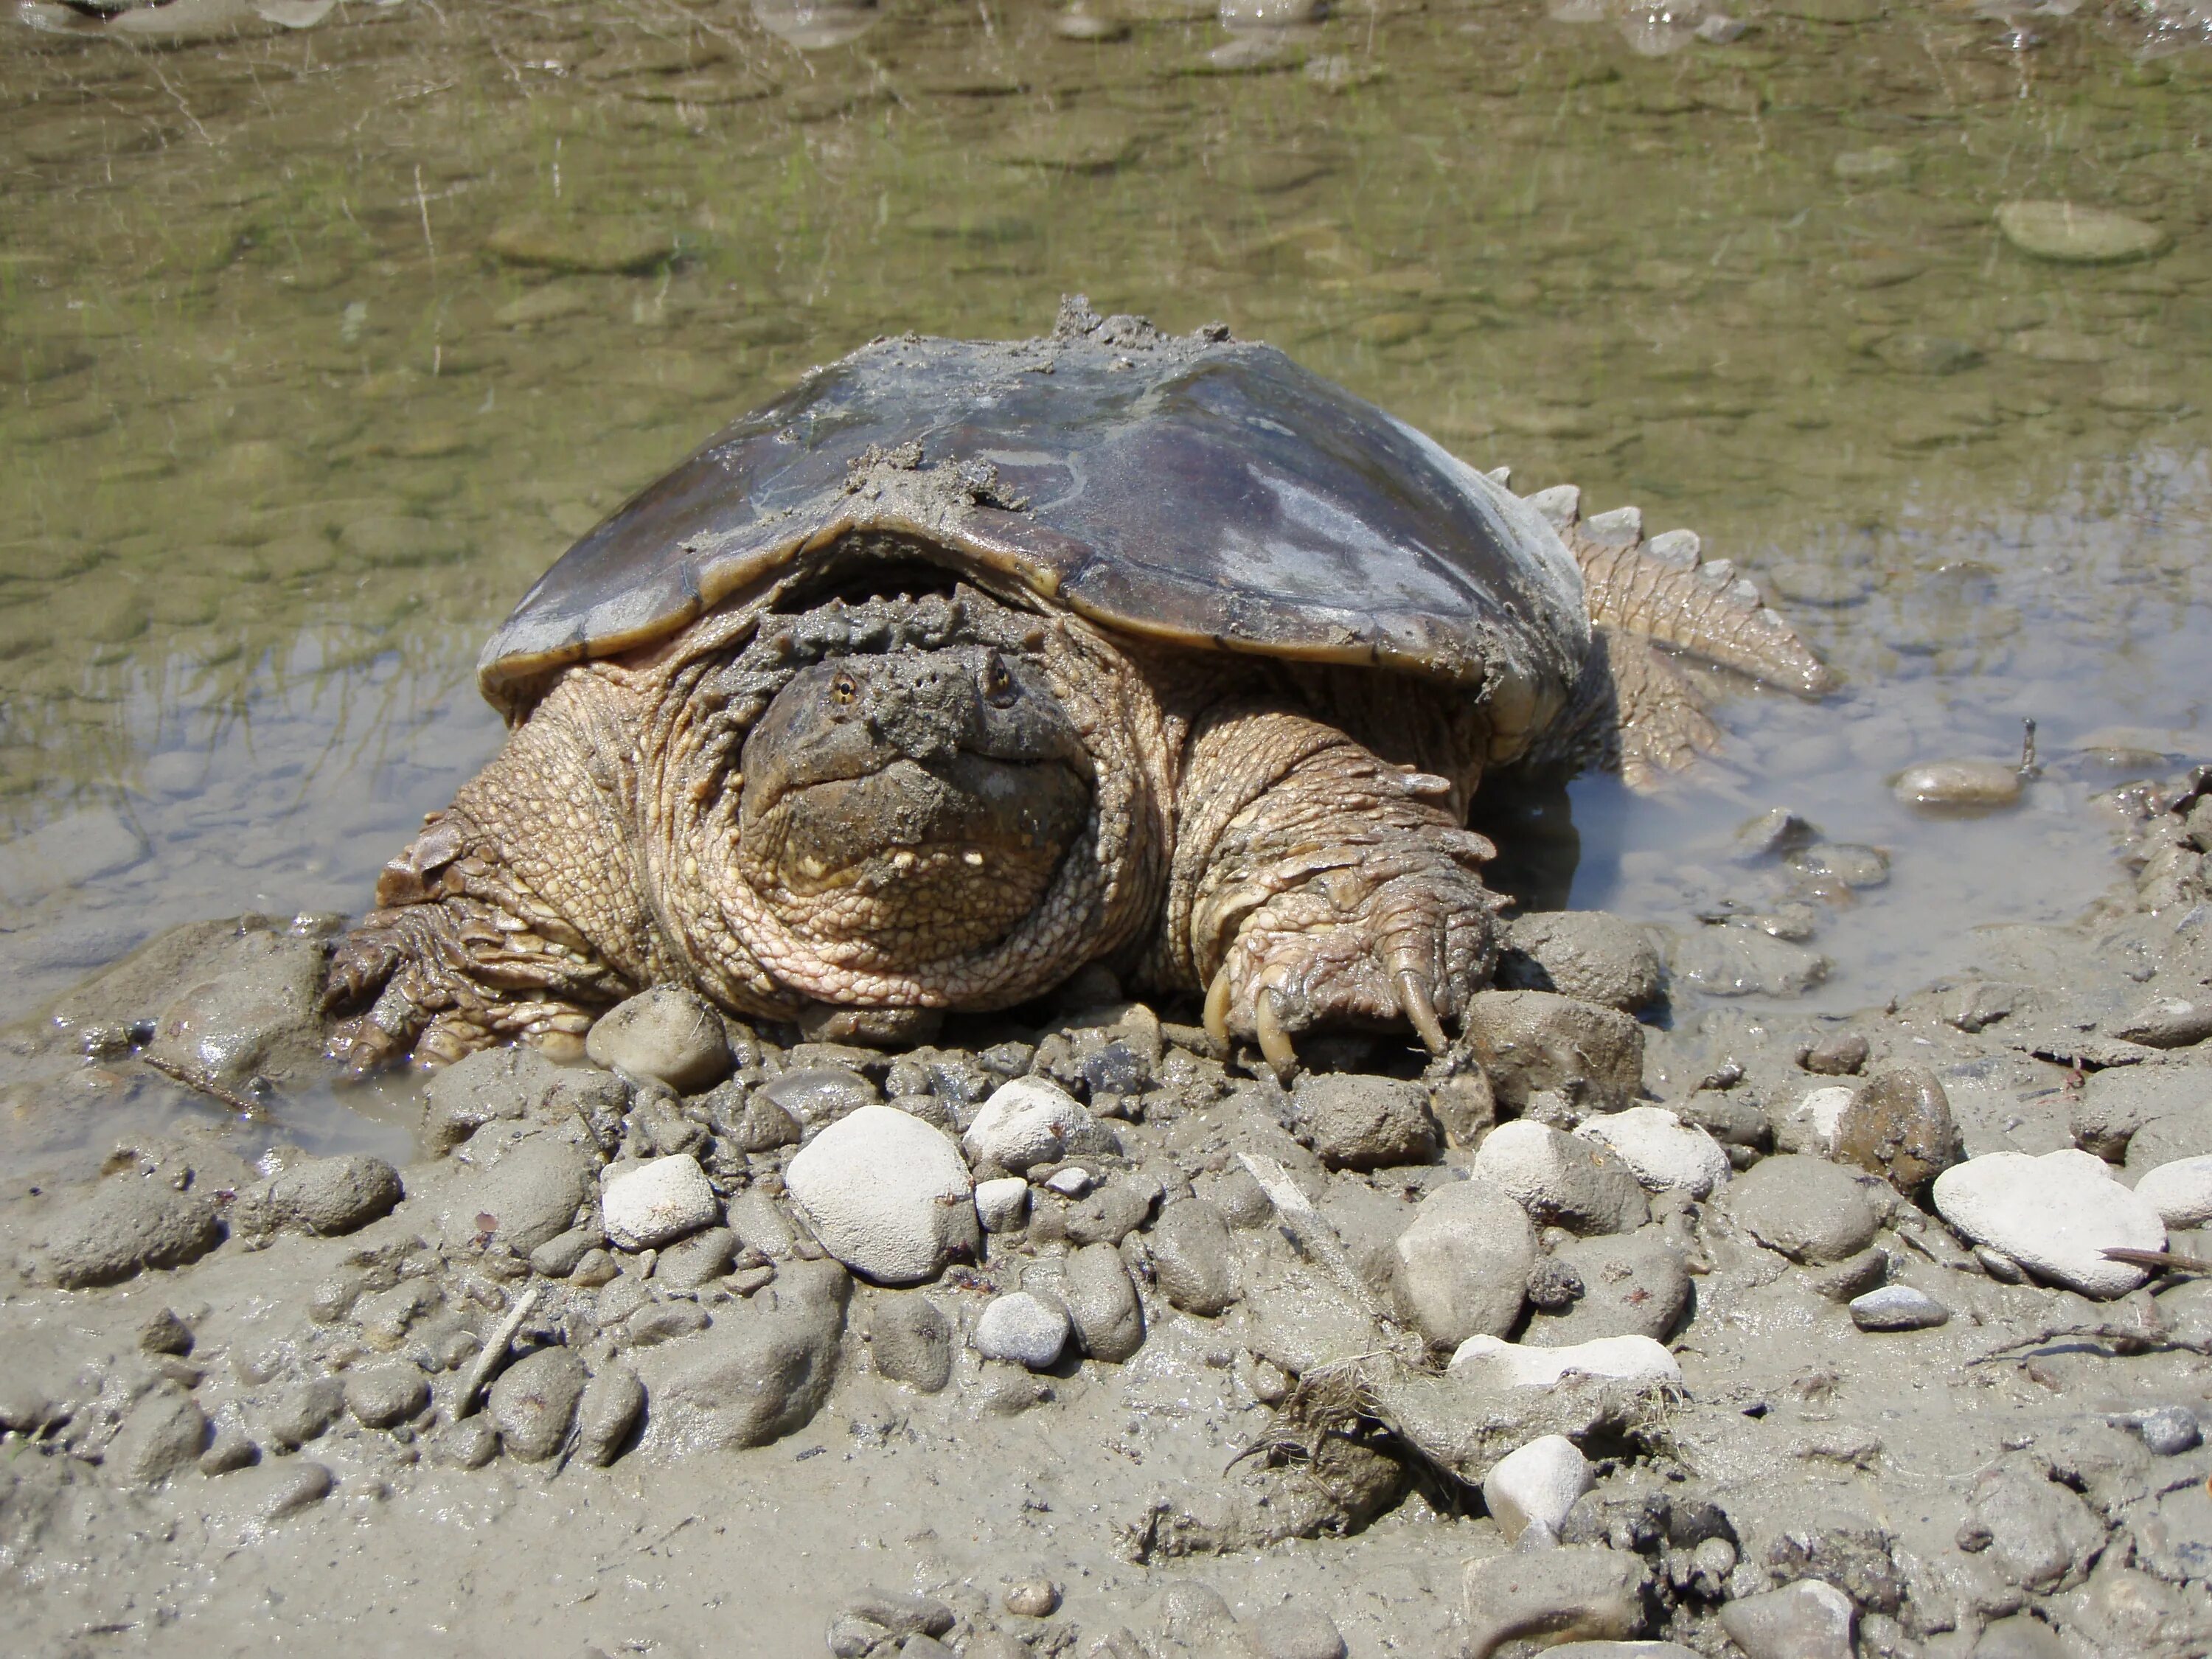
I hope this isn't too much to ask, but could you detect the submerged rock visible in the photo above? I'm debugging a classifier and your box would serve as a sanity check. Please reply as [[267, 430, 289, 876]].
[[1997, 200, 2169, 264], [1893, 758, 2023, 810]]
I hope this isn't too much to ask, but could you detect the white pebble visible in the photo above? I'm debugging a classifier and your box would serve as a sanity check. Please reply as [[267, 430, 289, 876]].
[[1043, 1167, 1093, 1198], [1789, 1087, 1857, 1156], [2132, 1156, 2212, 1228], [975, 1176, 1031, 1234], [1448, 1333, 1683, 1390], [599, 1155, 720, 1251], [1932, 1149, 2166, 1299], [785, 1105, 978, 1286], [962, 1078, 1096, 1173], [1573, 1107, 1731, 1198], [974, 1292, 1069, 1370], [1481, 1433, 1594, 1543]]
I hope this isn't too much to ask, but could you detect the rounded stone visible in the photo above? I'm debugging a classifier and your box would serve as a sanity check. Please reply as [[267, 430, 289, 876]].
[[1933, 1150, 2166, 1298], [975, 1176, 1031, 1234], [2132, 1156, 2212, 1228], [1997, 200, 2169, 265], [439, 1133, 597, 1256], [1482, 1433, 1595, 1543], [1247, 1603, 1349, 1659], [1448, 1332, 1682, 1389], [585, 986, 733, 1093], [1893, 759, 2022, 810], [868, 1294, 954, 1392], [1150, 1197, 1238, 1316], [600, 1154, 722, 1251], [254, 1155, 405, 1237], [1288, 1074, 1441, 1170], [787, 1105, 978, 1285], [487, 1345, 588, 1462], [1391, 1177, 1537, 1349], [1472, 1119, 1650, 1236], [756, 1065, 878, 1127], [2116, 1405, 2201, 1456], [963, 1077, 1097, 1173], [1725, 1154, 1880, 1265], [1004, 1579, 1061, 1618], [41, 1177, 223, 1289], [1523, 1231, 1689, 1346], [1834, 1065, 1964, 1194], [1061, 1242, 1145, 1362], [1499, 911, 1664, 1012], [344, 1362, 431, 1429], [1798, 1031, 1870, 1077], [576, 1362, 647, 1466], [1573, 1108, 1731, 1199], [1719, 1579, 1855, 1659], [974, 1291, 1070, 1370], [1848, 1284, 1949, 1332], [110, 1385, 209, 1486]]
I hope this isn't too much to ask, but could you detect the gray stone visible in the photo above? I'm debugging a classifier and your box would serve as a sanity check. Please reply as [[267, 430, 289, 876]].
[[600, 1154, 720, 1251], [1717, 1579, 1855, 1659], [1211, 1163, 1276, 1228], [1970, 1615, 2067, 1659], [422, 1045, 574, 1152], [141, 925, 325, 1088], [1500, 911, 1663, 1012], [1150, 1198, 1238, 1316], [1933, 1148, 2166, 1298], [344, 1362, 429, 1429], [868, 1294, 953, 1391], [1462, 1545, 1651, 1658], [1287, 1074, 1441, 1169], [487, 1345, 588, 1462], [1669, 926, 1830, 999], [585, 987, 733, 1093], [838, 1588, 956, 1644], [440, 1133, 597, 1256], [576, 1361, 645, 1466], [975, 1176, 1030, 1234], [2112, 996, 2212, 1050], [963, 1077, 1099, 1172], [1997, 200, 2168, 264], [785, 1105, 977, 1284], [757, 1065, 878, 1128], [1725, 1154, 1881, 1264], [619, 1301, 712, 1349], [1523, 1228, 1690, 1345], [1391, 1177, 1536, 1349], [1049, 1172, 1160, 1248], [725, 1189, 799, 1259], [1786, 843, 1889, 888], [262, 1377, 345, 1452], [2115, 1405, 2200, 1455], [235, 1459, 334, 1523], [1161, 1582, 1243, 1649], [633, 1261, 849, 1451], [430, 1414, 500, 1469], [1798, 1031, 1870, 1077], [1805, 1245, 1889, 1302], [1466, 990, 1646, 1110], [530, 1223, 604, 1278], [975, 1292, 1071, 1370], [1849, 1284, 1949, 1332], [1248, 1603, 1346, 1659], [138, 1307, 195, 1356], [238, 1155, 403, 1238], [1834, 1066, 1963, 1194], [110, 1385, 208, 1485], [706, 1087, 804, 1152], [41, 1175, 224, 1288], [1062, 1242, 1145, 1361], [655, 1225, 738, 1289], [1962, 1462, 2106, 1592], [197, 1417, 257, 1477], [2071, 1064, 2204, 1163], [1472, 1120, 1651, 1236]]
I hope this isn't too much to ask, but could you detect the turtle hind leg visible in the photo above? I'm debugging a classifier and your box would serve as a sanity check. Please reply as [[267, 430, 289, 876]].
[[1526, 484, 1835, 698], [1581, 627, 1727, 792]]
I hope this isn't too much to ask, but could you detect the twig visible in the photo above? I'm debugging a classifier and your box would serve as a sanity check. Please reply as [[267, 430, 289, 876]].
[[1238, 1152, 1395, 1332], [459, 1285, 544, 1416], [2106, 1246, 2212, 1276], [140, 1053, 267, 1119]]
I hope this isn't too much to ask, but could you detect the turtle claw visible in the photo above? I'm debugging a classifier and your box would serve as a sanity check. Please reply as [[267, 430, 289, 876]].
[[1254, 987, 1299, 1081], [1204, 963, 1234, 1053], [1394, 968, 1450, 1055]]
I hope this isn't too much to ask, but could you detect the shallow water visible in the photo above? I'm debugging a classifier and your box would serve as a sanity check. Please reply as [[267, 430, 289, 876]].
[[1, 0, 2207, 1120]]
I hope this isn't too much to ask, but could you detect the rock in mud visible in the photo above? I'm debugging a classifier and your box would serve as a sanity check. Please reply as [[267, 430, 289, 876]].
[[584, 986, 732, 1093], [1448, 1334, 1682, 1390], [1933, 1148, 2165, 1298], [1124, 1429, 1408, 1562], [974, 1291, 1071, 1370], [1464, 990, 1645, 1110], [655, 1225, 737, 1289], [344, 1362, 430, 1429], [1287, 1074, 1441, 1169], [1482, 1433, 1595, 1543], [1248, 1604, 1347, 1659], [41, 1174, 224, 1288], [974, 1175, 1029, 1234], [138, 1307, 195, 1356], [1718, 1579, 1855, 1659], [2111, 995, 2212, 1049], [422, 1044, 577, 1152], [1725, 1154, 1880, 1264], [263, 1377, 345, 1451], [1733, 807, 1818, 863], [576, 1361, 646, 1466], [110, 1384, 209, 1486], [1390, 1177, 1536, 1349], [1894, 759, 2023, 810], [429, 1415, 500, 1470], [1798, 1030, 1869, 1076], [963, 1077, 1100, 1172], [600, 1153, 720, 1251], [1573, 1108, 1730, 1198], [1669, 925, 1829, 998], [2133, 1155, 2212, 1227], [236, 1154, 403, 1239], [1523, 1230, 1690, 1345], [633, 1262, 849, 1452], [1061, 1243, 1146, 1361], [1970, 1616, 2069, 1658], [1834, 1065, 1963, 1194], [488, 1345, 588, 1461], [757, 1065, 878, 1129], [1461, 1545, 1651, 1658], [1043, 1170, 1161, 1247], [785, 1105, 976, 1284], [225, 1459, 335, 1525], [1149, 1198, 1238, 1316], [1848, 1284, 1949, 1332], [440, 1133, 597, 1256], [1472, 1120, 1650, 1235], [1498, 911, 1664, 1012], [142, 925, 326, 1088], [868, 1293, 953, 1391], [1963, 1461, 2107, 1591]]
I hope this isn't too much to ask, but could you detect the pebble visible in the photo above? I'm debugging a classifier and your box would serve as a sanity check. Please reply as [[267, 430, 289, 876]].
[[630, 1260, 849, 1450], [1799, 1032, 1870, 1076], [1060, 1242, 1145, 1361], [1717, 1579, 1855, 1659], [974, 1175, 1031, 1234], [1392, 1176, 1537, 1348], [254, 1460, 336, 1523], [420, 1046, 571, 1152], [1893, 759, 2022, 810], [1449, 1333, 1683, 1390], [974, 1291, 1070, 1369], [138, 1307, 195, 1356], [529, 1223, 603, 1279], [1786, 843, 1889, 888], [431, 1414, 501, 1469], [1149, 1197, 1238, 1315], [838, 1589, 956, 1645], [1725, 1154, 1881, 1265], [2132, 1155, 2212, 1228], [1932, 1149, 2166, 1298], [571, 1248, 619, 1287], [243, 1154, 404, 1238], [600, 1154, 721, 1251], [1573, 1109, 1730, 1198], [440, 1133, 597, 1255], [344, 1362, 430, 1429], [1044, 1166, 1093, 1197], [1483, 1434, 1595, 1543], [1524, 1231, 1689, 1345], [1472, 1119, 1651, 1235], [786, 1105, 978, 1285], [963, 1077, 1099, 1172], [2112, 995, 2212, 1050], [869, 1295, 953, 1392], [1834, 1066, 1964, 1194], [1248, 1603, 1349, 1659], [757, 1065, 879, 1127], [1996, 200, 2169, 264], [1964, 1461, 2104, 1592], [1669, 926, 1831, 999], [1848, 1284, 1949, 1332], [486, 215, 681, 276], [584, 986, 732, 1092], [1465, 990, 1646, 1110], [576, 1361, 646, 1465], [1499, 911, 1663, 1012], [2113, 1405, 2200, 1455], [1781, 1086, 1856, 1157], [1733, 807, 1819, 862], [1004, 1578, 1060, 1618], [1287, 1074, 1442, 1169], [1970, 1616, 2068, 1658], [1461, 1545, 1651, 1658], [41, 1175, 223, 1289], [487, 1346, 588, 1462], [110, 1385, 209, 1486], [655, 1225, 737, 1289], [706, 1086, 805, 1152]]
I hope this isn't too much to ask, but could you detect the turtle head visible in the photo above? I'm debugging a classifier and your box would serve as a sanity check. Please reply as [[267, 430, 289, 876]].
[[732, 643, 1093, 965]]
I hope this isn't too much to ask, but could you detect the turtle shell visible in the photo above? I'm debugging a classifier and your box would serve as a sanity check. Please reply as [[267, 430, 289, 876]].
[[479, 313, 1590, 752]]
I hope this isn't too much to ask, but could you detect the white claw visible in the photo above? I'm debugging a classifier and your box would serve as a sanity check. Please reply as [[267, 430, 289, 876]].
[[1204, 964, 1234, 1053], [1396, 970, 1450, 1055], [1255, 989, 1298, 1081]]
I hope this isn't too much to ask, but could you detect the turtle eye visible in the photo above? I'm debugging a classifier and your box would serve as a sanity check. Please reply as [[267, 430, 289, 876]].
[[983, 654, 1017, 706], [830, 671, 858, 705]]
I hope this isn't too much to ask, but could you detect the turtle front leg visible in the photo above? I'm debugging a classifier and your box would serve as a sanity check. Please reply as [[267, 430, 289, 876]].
[[1167, 708, 1506, 1075]]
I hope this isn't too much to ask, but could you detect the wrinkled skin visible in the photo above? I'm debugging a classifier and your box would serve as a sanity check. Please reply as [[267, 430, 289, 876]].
[[324, 581, 1503, 1073]]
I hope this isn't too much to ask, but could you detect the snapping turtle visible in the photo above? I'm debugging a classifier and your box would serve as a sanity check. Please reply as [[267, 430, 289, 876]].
[[327, 300, 1828, 1074]]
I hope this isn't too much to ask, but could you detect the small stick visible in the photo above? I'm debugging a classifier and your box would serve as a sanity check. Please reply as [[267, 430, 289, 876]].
[[139, 1053, 267, 1119], [2019, 717, 2039, 779], [458, 1285, 543, 1417], [2105, 1246, 2212, 1276]]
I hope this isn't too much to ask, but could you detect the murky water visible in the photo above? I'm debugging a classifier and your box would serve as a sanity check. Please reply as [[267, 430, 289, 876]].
[[1, 0, 2207, 1124]]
